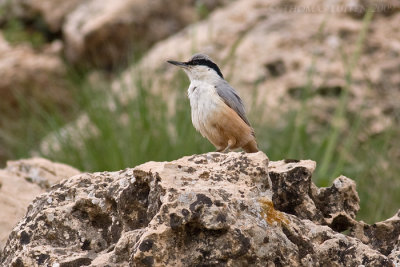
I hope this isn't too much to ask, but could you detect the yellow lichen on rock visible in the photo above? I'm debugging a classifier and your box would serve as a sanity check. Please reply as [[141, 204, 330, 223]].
[[259, 197, 289, 226]]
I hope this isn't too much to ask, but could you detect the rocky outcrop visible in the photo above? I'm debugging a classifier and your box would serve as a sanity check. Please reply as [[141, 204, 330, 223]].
[[351, 211, 400, 257], [269, 160, 360, 232], [0, 158, 80, 250], [1, 152, 398, 266]]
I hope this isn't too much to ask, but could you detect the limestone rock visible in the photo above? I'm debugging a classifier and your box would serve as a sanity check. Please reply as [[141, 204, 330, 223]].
[[63, 0, 230, 67], [0, 33, 65, 101], [0, 33, 69, 163], [0, 157, 80, 250], [269, 160, 360, 232], [5, 157, 80, 190], [315, 175, 360, 231], [351, 210, 400, 256], [1, 152, 396, 266]]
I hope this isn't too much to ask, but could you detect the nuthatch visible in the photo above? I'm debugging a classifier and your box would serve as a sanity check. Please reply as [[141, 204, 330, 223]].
[[168, 53, 258, 153]]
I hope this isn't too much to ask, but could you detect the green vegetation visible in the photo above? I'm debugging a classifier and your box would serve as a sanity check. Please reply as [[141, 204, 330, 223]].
[[0, 0, 46, 49], [195, 2, 211, 19], [5, 69, 213, 171], [2, 18, 46, 49], [1, 9, 399, 224]]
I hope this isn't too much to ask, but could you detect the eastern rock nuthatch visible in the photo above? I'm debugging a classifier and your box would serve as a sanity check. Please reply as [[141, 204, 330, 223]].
[[168, 53, 258, 153]]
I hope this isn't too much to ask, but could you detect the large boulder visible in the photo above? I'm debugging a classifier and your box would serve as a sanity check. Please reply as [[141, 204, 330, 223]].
[[1, 152, 398, 266], [0, 34, 65, 102], [0, 33, 68, 163], [63, 0, 231, 67], [0, 158, 80, 250]]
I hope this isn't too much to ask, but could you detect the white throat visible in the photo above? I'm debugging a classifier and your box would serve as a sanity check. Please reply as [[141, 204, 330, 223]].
[[183, 65, 223, 85]]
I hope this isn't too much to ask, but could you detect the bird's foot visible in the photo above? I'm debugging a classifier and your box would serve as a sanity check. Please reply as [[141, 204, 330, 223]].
[[215, 147, 230, 153], [222, 144, 231, 153]]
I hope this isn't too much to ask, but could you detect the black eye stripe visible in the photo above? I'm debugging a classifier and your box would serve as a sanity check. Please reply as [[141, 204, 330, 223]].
[[186, 59, 224, 79]]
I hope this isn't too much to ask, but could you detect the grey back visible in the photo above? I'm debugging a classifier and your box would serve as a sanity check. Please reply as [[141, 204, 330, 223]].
[[215, 80, 251, 127]]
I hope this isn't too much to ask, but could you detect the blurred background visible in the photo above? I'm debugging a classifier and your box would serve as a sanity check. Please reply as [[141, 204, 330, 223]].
[[0, 0, 399, 223]]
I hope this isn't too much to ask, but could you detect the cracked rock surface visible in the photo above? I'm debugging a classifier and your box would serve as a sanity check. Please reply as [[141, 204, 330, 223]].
[[1, 152, 398, 266], [0, 157, 80, 251]]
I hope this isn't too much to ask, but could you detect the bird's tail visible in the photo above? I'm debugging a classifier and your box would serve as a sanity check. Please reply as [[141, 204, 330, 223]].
[[243, 139, 259, 153]]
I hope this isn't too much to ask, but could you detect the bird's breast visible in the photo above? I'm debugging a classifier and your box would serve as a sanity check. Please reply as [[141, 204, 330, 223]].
[[187, 81, 224, 135]]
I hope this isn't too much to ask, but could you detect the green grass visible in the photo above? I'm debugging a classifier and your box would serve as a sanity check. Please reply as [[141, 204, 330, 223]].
[[1, 10, 399, 224], [0, 0, 47, 49], [17, 69, 214, 171], [1, 18, 46, 49]]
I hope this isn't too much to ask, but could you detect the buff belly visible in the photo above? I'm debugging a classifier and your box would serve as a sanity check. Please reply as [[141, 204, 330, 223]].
[[188, 83, 255, 151]]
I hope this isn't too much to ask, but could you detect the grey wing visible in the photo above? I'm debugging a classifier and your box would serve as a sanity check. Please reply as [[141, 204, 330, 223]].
[[215, 80, 251, 126]]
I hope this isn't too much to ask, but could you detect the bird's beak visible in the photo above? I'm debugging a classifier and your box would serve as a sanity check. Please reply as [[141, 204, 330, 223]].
[[167, 60, 188, 68]]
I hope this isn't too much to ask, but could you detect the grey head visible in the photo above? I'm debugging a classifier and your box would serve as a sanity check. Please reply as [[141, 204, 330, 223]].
[[167, 53, 224, 79]]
